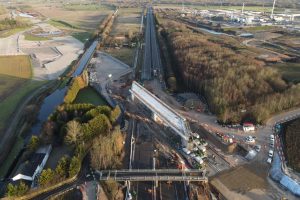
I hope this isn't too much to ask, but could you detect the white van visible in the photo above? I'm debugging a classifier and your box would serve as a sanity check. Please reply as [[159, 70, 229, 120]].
[[182, 148, 191, 155], [194, 156, 203, 165]]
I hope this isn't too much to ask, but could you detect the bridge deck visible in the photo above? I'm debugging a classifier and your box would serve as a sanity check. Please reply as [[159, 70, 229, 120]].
[[130, 81, 190, 140]]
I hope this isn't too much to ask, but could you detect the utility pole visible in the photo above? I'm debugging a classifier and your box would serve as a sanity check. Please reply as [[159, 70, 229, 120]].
[[242, 2, 245, 14], [271, 0, 276, 19]]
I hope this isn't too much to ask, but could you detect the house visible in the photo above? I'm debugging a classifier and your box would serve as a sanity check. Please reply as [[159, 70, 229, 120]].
[[243, 122, 255, 132], [12, 145, 52, 187]]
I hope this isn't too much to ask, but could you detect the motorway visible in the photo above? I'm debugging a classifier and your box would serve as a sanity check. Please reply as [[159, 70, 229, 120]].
[[142, 7, 162, 80]]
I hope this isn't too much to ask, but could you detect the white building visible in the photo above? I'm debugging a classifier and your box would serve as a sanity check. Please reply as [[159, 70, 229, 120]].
[[243, 123, 255, 132], [12, 145, 52, 187]]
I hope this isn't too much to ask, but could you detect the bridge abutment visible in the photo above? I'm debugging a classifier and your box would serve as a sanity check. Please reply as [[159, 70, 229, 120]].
[[131, 93, 135, 101]]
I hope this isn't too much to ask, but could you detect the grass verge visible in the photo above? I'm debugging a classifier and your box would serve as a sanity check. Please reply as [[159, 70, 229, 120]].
[[24, 33, 50, 41], [74, 86, 107, 105], [0, 136, 24, 179], [104, 48, 135, 66], [72, 32, 94, 43], [48, 19, 79, 30]]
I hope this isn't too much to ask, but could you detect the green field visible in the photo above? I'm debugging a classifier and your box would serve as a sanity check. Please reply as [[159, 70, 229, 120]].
[[48, 19, 79, 30], [0, 55, 48, 134], [272, 63, 300, 83], [72, 31, 94, 43], [24, 33, 50, 41], [104, 48, 135, 67], [74, 87, 107, 105], [0, 55, 48, 178], [0, 80, 47, 134], [0, 136, 24, 179], [0, 55, 32, 100]]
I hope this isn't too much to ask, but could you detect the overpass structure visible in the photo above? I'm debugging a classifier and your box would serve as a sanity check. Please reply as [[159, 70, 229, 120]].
[[130, 81, 191, 141], [95, 169, 207, 182]]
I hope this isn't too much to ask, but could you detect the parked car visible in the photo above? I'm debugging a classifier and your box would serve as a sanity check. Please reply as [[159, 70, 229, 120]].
[[267, 157, 272, 164], [269, 150, 274, 157], [254, 145, 261, 152], [245, 136, 255, 143]]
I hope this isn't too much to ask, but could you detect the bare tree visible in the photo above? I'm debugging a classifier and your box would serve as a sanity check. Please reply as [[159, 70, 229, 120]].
[[65, 120, 82, 146]]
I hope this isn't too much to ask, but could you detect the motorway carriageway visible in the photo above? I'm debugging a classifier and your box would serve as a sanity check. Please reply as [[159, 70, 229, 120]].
[[142, 7, 162, 80]]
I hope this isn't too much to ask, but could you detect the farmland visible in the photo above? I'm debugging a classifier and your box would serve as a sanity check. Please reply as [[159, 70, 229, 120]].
[[111, 7, 141, 36], [31, 3, 114, 31], [0, 55, 46, 135], [104, 7, 141, 66], [63, 3, 114, 11], [0, 55, 32, 101]]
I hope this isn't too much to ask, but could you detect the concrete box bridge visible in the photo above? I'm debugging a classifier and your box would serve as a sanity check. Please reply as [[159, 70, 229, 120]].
[[95, 169, 207, 182], [130, 81, 191, 141]]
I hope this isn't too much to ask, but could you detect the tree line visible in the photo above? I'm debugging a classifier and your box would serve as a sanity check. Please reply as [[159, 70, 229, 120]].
[[6, 103, 123, 197], [64, 72, 88, 103], [0, 18, 29, 31], [36, 104, 122, 188], [97, 12, 116, 48], [159, 19, 300, 123]]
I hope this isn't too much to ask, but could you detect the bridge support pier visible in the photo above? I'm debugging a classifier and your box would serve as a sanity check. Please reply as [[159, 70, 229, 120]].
[[131, 93, 135, 101]]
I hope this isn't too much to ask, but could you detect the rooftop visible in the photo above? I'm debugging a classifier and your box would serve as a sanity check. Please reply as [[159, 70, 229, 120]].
[[14, 153, 45, 177]]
